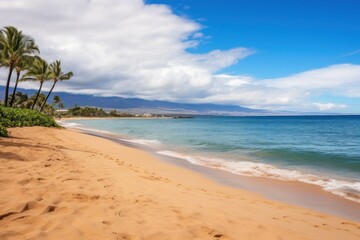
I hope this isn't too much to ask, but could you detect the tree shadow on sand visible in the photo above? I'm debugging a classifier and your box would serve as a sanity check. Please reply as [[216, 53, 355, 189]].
[[0, 151, 24, 161]]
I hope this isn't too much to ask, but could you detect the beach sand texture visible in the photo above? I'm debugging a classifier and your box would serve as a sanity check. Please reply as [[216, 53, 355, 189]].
[[0, 127, 359, 240]]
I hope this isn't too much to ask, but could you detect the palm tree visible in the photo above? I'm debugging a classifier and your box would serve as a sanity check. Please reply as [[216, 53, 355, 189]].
[[52, 95, 64, 110], [9, 55, 34, 107], [26, 93, 46, 110], [13, 91, 29, 108], [21, 56, 50, 110], [0, 26, 39, 107], [40, 60, 73, 112]]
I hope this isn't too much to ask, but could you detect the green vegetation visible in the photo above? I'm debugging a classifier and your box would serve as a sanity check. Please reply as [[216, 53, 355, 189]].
[[41, 60, 73, 112], [109, 110, 136, 117], [67, 106, 109, 117], [0, 26, 73, 137], [52, 95, 64, 110], [10, 55, 35, 107], [7, 92, 64, 115], [0, 26, 73, 111], [61, 107, 137, 117], [62, 107, 170, 118], [0, 26, 39, 107], [21, 56, 51, 110], [0, 123, 7, 137], [0, 107, 59, 137]]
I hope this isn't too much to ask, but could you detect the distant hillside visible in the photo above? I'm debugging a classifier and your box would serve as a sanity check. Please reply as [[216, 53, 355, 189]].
[[0, 86, 277, 115]]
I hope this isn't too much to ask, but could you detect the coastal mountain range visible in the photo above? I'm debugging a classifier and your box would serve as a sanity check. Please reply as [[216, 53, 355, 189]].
[[0, 86, 319, 116]]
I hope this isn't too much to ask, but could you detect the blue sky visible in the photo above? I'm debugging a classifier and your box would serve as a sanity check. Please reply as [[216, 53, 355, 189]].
[[147, 0, 360, 78], [1, 0, 359, 113], [145, 0, 360, 113]]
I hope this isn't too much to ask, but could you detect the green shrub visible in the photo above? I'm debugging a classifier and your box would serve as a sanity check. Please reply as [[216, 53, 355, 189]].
[[0, 107, 59, 137], [0, 123, 8, 137]]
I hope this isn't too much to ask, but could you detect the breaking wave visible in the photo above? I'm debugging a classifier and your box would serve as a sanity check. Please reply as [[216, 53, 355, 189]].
[[157, 150, 360, 203]]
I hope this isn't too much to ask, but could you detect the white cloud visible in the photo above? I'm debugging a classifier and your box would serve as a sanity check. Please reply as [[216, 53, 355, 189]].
[[195, 74, 307, 110], [264, 64, 360, 94], [313, 102, 347, 111], [0, 0, 252, 99], [193, 32, 204, 38], [186, 64, 360, 111], [0, 0, 359, 112]]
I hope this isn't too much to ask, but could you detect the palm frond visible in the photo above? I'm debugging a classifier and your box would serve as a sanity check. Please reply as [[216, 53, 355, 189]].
[[49, 60, 74, 82], [0, 26, 40, 68], [22, 56, 51, 83]]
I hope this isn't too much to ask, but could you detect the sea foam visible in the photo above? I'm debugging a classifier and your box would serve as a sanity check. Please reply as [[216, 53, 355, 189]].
[[157, 150, 360, 203], [59, 122, 83, 127], [121, 138, 161, 146], [59, 122, 113, 134]]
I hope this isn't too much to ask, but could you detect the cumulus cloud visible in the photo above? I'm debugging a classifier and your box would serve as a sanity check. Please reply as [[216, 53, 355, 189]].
[[0, 0, 359, 112], [198, 74, 305, 109], [0, 0, 253, 98], [188, 64, 360, 111]]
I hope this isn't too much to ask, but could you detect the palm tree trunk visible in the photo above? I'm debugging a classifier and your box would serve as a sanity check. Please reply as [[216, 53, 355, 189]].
[[32, 81, 44, 110], [9, 71, 21, 107], [40, 81, 56, 112], [4, 66, 14, 107]]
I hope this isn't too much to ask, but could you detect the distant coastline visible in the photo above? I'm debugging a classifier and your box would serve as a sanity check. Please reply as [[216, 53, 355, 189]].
[[59, 116, 193, 120]]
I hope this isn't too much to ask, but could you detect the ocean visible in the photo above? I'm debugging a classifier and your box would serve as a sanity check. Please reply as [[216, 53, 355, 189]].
[[61, 115, 360, 203]]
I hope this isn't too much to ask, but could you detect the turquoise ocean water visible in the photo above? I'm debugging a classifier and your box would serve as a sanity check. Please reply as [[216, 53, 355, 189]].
[[62, 115, 360, 203]]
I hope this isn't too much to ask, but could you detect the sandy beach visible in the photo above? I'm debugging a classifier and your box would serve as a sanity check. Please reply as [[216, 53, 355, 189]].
[[59, 116, 176, 120], [0, 127, 359, 240]]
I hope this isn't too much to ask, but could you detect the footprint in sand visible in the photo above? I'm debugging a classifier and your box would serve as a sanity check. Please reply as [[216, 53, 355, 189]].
[[0, 200, 56, 221], [18, 178, 33, 185], [72, 193, 100, 201], [114, 210, 122, 217], [61, 178, 79, 182], [41, 205, 56, 214], [112, 232, 132, 240]]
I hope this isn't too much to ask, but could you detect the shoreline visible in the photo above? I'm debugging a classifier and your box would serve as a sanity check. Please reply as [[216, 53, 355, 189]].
[[58, 116, 184, 120], [71, 126, 360, 222], [58, 118, 360, 203], [1, 127, 359, 239]]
